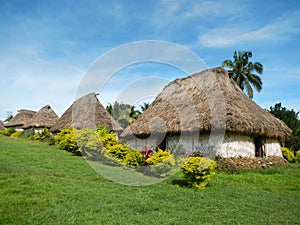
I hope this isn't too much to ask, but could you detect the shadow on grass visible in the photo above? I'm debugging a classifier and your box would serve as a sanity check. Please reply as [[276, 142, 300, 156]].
[[171, 179, 190, 188]]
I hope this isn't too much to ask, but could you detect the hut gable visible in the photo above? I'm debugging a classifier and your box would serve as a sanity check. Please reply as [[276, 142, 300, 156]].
[[4, 109, 36, 128], [50, 93, 123, 132], [23, 105, 59, 129], [122, 67, 291, 139]]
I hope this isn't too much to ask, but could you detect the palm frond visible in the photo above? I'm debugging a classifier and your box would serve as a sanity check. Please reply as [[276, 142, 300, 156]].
[[244, 79, 253, 99]]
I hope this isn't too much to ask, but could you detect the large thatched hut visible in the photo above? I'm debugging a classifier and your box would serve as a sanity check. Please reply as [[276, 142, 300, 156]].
[[121, 67, 291, 158], [50, 93, 123, 133], [0, 120, 5, 130], [4, 109, 36, 131], [23, 105, 59, 133]]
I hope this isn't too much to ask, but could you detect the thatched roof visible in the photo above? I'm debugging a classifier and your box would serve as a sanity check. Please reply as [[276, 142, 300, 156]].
[[23, 105, 59, 129], [50, 93, 123, 132], [4, 109, 36, 128], [0, 120, 5, 130], [122, 67, 292, 139]]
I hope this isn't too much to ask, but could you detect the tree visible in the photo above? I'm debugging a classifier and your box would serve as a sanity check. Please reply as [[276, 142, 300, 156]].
[[140, 102, 150, 113], [222, 51, 263, 99], [106, 101, 139, 128], [4, 111, 13, 122], [268, 103, 300, 151]]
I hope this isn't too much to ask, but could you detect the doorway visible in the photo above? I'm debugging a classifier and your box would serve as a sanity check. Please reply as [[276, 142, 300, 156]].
[[254, 136, 265, 157]]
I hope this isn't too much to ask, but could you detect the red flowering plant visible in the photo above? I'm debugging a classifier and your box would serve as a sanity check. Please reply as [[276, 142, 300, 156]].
[[140, 145, 154, 159], [140, 145, 154, 167]]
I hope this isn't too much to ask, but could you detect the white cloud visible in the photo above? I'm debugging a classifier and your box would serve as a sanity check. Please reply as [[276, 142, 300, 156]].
[[198, 12, 300, 48], [153, 0, 245, 28]]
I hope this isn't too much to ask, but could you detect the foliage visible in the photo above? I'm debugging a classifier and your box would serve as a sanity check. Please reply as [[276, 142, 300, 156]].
[[140, 102, 151, 113], [75, 128, 102, 151], [269, 103, 300, 151], [103, 143, 132, 164], [11, 131, 23, 138], [4, 111, 13, 122], [222, 50, 263, 98], [140, 145, 154, 160], [1, 128, 16, 136], [123, 149, 146, 167], [296, 150, 300, 163], [181, 157, 217, 189], [97, 126, 118, 147], [281, 147, 295, 163], [54, 128, 78, 153], [106, 101, 140, 128], [145, 148, 176, 177], [29, 128, 51, 141]]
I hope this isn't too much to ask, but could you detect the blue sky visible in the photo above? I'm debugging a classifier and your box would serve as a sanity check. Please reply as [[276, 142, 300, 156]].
[[0, 0, 299, 120]]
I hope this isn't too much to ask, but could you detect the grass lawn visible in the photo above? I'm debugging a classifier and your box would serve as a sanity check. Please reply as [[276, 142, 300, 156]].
[[0, 135, 299, 225]]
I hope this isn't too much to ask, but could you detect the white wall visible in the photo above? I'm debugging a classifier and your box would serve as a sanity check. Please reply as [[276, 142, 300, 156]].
[[264, 139, 283, 157], [125, 132, 283, 158], [167, 133, 256, 158], [217, 134, 255, 158], [125, 137, 160, 150]]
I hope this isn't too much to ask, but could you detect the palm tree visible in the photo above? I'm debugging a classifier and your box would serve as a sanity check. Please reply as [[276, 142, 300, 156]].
[[140, 102, 150, 113], [222, 51, 263, 98]]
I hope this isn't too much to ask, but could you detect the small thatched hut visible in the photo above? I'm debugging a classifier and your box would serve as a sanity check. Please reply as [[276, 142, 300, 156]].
[[23, 105, 59, 133], [121, 67, 291, 158], [4, 109, 36, 131], [50, 93, 123, 133], [0, 120, 5, 130]]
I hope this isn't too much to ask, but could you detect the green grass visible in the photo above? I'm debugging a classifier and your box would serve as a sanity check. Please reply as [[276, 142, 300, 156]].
[[0, 135, 299, 225]]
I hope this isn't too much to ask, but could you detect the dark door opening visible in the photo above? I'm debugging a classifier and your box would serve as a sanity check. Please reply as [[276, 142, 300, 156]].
[[254, 136, 265, 157], [157, 137, 167, 150]]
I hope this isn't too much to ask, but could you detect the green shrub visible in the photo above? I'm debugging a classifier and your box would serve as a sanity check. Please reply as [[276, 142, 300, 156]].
[[2, 128, 16, 136], [29, 128, 51, 141], [75, 128, 102, 151], [54, 128, 78, 153], [103, 143, 131, 164], [281, 147, 295, 163], [295, 150, 300, 163], [11, 131, 23, 138], [123, 149, 145, 167], [181, 157, 216, 189], [145, 148, 176, 177], [97, 126, 118, 147]]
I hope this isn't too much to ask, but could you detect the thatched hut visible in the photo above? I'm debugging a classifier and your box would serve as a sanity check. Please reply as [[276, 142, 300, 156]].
[[0, 120, 5, 130], [121, 67, 291, 158], [4, 109, 36, 131], [50, 93, 123, 133], [23, 105, 59, 133]]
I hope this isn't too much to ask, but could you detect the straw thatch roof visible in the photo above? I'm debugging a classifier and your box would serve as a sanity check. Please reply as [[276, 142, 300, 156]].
[[50, 93, 123, 132], [122, 67, 292, 139], [23, 105, 59, 129], [0, 120, 5, 130], [4, 109, 36, 128]]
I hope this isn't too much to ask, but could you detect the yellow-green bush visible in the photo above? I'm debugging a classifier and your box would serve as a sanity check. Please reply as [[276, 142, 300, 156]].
[[103, 143, 131, 164], [123, 149, 145, 167], [295, 150, 300, 163], [29, 128, 51, 141], [281, 147, 295, 163], [181, 157, 216, 189], [145, 148, 176, 177], [75, 128, 102, 151], [11, 131, 23, 138], [2, 128, 16, 136], [97, 126, 118, 147], [54, 128, 78, 153]]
